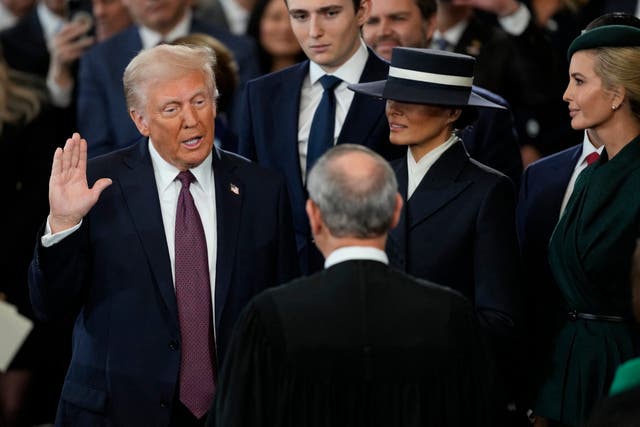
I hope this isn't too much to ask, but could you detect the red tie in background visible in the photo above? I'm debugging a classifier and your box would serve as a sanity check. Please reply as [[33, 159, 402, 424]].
[[585, 152, 600, 165], [174, 170, 216, 419]]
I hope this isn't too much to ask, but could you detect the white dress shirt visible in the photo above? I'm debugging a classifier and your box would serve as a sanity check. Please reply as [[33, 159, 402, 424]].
[[298, 39, 369, 180], [37, 1, 65, 45], [497, 3, 531, 36], [218, 0, 249, 35], [407, 134, 460, 199], [139, 10, 192, 49], [430, 20, 467, 51], [38, 2, 74, 107], [559, 132, 604, 215], [0, 1, 18, 31], [324, 246, 389, 268]]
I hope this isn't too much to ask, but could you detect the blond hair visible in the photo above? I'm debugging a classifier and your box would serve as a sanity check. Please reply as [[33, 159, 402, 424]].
[[592, 47, 640, 121], [0, 60, 45, 132], [123, 44, 217, 113]]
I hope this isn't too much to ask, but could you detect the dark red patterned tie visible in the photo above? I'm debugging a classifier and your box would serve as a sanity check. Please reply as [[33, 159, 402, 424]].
[[585, 152, 600, 165], [174, 170, 216, 418]]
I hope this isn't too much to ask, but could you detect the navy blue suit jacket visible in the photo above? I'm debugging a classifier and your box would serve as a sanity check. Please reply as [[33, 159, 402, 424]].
[[386, 142, 521, 344], [238, 49, 403, 274], [516, 144, 581, 399], [28, 140, 299, 426], [516, 144, 581, 284], [77, 19, 260, 158]]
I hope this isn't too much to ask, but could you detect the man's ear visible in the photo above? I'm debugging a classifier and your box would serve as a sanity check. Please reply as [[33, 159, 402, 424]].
[[424, 14, 437, 43], [356, 0, 371, 27], [306, 199, 323, 236], [130, 109, 150, 137], [389, 193, 403, 230]]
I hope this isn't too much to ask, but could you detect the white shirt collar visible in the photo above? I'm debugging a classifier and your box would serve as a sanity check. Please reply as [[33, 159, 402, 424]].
[[37, 1, 65, 46], [0, 1, 18, 31], [407, 133, 460, 199], [218, 0, 249, 34], [138, 9, 192, 50], [309, 39, 369, 86], [578, 132, 604, 166], [324, 246, 389, 268], [432, 19, 468, 48], [148, 137, 214, 193]]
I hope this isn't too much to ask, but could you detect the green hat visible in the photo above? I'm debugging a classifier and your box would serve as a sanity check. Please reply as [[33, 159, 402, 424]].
[[567, 24, 640, 59]]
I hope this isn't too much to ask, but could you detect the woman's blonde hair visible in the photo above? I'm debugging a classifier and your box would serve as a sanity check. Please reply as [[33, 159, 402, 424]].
[[593, 47, 640, 121], [0, 59, 46, 132]]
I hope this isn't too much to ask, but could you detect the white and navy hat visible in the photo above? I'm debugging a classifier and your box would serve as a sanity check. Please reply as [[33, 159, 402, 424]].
[[348, 47, 505, 109]]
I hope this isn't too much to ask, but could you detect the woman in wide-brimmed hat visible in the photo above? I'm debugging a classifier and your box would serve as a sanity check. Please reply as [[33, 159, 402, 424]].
[[349, 46, 522, 412], [529, 22, 640, 427]]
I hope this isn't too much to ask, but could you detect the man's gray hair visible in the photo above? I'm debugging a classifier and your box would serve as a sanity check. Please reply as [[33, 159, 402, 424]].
[[307, 144, 398, 238], [123, 44, 217, 112]]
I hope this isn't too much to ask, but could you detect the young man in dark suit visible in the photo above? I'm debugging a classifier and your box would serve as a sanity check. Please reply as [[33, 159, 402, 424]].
[[77, 0, 260, 157], [238, 0, 403, 275], [28, 44, 298, 426], [209, 144, 499, 427]]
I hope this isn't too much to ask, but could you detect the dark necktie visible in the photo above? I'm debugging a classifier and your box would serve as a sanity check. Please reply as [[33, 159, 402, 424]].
[[174, 171, 216, 419], [434, 37, 451, 51], [585, 151, 600, 165], [306, 75, 342, 176]]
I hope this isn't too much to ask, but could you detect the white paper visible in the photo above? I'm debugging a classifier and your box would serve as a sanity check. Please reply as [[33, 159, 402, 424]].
[[0, 300, 33, 372]]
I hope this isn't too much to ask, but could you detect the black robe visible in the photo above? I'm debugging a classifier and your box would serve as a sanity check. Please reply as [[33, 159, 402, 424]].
[[208, 259, 499, 427]]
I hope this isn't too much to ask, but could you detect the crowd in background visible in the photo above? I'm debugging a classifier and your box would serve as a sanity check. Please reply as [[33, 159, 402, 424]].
[[0, 0, 639, 425]]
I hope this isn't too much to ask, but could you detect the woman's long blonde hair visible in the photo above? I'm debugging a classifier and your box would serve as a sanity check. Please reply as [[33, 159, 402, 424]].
[[0, 58, 46, 132]]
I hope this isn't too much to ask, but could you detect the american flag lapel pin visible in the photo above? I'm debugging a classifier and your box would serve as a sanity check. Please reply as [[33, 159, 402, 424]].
[[229, 183, 240, 195]]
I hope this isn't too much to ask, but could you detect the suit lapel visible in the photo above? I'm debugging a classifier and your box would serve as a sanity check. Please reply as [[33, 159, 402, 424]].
[[407, 142, 472, 230], [387, 158, 408, 270], [211, 148, 242, 328], [548, 145, 581, 219], [119, 141, 178, 331], [338, 49, 388, 146], [276, 62, 307, 191], [274, 63, 311, 235]]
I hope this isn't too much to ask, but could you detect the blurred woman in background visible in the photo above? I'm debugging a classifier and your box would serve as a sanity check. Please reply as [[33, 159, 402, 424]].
[[0, 54, 68, 427], [246, 0, 306, 75]]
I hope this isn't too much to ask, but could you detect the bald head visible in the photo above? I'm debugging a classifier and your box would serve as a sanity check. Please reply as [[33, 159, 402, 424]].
[[307, 144, 399, 238]]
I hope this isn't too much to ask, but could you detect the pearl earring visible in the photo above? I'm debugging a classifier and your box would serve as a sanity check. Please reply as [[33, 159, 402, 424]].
[[612, 104, 619, 110]]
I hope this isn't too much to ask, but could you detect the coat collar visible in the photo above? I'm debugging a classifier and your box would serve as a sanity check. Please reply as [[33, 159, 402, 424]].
[[387, 142, 473, 266]]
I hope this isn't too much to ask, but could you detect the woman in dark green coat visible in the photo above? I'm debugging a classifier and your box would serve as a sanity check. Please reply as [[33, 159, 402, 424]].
[[533, 24, 640, 427]]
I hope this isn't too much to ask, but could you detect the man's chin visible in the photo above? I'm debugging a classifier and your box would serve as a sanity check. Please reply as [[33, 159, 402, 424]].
[[374, 45, 396, 61]]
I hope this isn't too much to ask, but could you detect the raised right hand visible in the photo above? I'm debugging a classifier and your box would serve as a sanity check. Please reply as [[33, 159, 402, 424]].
[[48, 133, 112, 234]]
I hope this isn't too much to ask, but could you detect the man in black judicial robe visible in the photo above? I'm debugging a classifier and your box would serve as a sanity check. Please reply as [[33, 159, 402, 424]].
[[207, 144, 499, 427]]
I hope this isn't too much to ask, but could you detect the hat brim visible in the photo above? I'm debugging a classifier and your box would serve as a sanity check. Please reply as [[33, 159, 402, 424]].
[[347, 79, 506, 110]]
